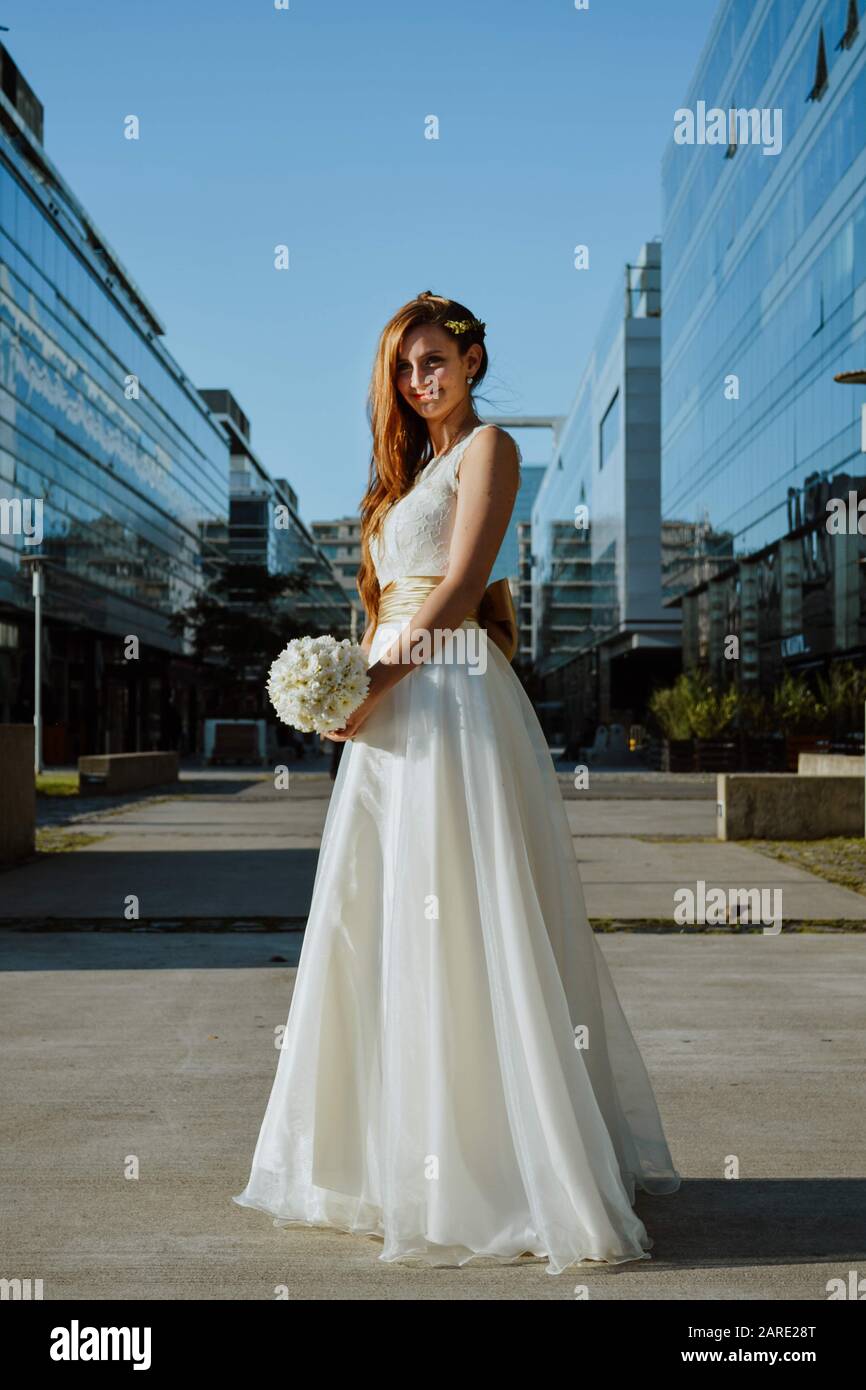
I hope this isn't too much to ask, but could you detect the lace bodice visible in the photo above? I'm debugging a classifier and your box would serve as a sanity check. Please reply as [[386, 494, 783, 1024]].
[[369, 423, 522, 588]]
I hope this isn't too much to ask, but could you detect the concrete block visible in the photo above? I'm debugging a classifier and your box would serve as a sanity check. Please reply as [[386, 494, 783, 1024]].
[[717, 773, 863, 840], [798, 753, 864, 776], [78, 751, 179, 795]]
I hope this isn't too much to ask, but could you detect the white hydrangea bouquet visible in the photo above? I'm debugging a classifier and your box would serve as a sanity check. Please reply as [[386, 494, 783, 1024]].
[[266, 634, 370, 735]]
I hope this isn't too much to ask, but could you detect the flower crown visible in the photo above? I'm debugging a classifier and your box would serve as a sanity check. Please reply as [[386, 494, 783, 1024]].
[[443, 317, 486, 336]]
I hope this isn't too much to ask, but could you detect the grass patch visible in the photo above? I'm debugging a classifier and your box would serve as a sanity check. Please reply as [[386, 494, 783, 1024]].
[[588, 918, 862, 933], [751, 838, 866, 896], [36, 772, 79, 797], [35, 829, 107, 853], [635, 834, 718, 843]]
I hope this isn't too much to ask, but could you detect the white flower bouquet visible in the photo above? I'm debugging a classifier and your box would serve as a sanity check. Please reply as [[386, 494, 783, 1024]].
[[266, 634, 370, 735]]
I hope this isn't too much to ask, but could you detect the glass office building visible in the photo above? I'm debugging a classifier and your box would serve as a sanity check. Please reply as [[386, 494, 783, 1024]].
[[0, 47, 348, 756], [531, 242, 680, 741], [661, 0, 866, 686], [0, 45, 230, 756]]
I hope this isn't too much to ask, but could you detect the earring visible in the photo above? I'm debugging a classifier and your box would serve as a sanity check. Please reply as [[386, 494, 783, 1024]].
[[467, 376, 474, 385]]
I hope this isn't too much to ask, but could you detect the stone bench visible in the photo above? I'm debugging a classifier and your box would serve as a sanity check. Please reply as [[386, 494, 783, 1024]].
[[78, 751, 179, 795], [717, 773, 863, 841], [0, 725, 35, 864]]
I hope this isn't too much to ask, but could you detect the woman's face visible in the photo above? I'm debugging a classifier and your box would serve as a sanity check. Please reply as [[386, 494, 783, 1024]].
[[395, 324, 482, 422]]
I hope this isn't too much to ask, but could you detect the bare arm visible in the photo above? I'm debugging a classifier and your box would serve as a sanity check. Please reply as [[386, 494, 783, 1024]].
[[359, 620, 375, 656]]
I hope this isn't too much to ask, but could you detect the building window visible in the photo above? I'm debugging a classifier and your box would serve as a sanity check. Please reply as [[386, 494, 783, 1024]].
[[724, 94, 737, 160], [599, 390, 621, 472], [839, 0, 860, 52], [808, 26, 829, 101]]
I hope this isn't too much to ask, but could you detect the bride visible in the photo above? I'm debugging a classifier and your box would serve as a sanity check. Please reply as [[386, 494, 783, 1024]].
[[232, 291, 681, 1274]]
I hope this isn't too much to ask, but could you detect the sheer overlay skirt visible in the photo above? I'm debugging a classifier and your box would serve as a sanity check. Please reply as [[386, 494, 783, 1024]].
[[232, 621, 680, 1274]]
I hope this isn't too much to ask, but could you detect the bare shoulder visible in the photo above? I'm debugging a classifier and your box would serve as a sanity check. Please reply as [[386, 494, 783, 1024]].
[[456, 424, 521, 488]]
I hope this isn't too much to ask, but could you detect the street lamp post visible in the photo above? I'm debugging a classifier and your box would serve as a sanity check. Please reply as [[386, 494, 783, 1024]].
[[18, 555, 44, 775]]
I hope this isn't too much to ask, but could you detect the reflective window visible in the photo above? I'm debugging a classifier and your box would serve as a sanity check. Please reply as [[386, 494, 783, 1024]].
[[599, 391, 621, 472]]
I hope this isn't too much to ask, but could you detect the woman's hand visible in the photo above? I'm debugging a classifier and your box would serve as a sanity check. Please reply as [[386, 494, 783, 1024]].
[[321, 661, 396, 742], [322, 698, 373, 742]]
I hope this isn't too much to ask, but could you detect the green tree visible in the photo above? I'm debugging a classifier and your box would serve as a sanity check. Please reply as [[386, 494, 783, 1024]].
[[169, 562, 311, 717]]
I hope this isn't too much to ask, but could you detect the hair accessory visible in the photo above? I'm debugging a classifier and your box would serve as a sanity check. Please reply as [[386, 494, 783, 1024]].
[[444, 318, 486, 335]]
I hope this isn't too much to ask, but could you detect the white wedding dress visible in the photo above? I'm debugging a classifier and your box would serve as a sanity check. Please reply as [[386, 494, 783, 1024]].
[[232, 422, 681, 1274]]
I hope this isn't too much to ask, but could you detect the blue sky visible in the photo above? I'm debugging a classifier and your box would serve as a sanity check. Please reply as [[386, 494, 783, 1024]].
[[5, 0, 717, 520]]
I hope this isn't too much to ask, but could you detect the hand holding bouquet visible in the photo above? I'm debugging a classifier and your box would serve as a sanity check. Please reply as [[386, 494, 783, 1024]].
[[267, 635, 370, 735]]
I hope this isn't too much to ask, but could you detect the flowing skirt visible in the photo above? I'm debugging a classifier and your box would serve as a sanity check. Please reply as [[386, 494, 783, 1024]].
[[232, 620, 681, 1275]]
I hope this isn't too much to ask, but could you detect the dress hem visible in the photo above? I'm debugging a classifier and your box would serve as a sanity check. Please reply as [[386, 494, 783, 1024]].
[[231, 1188, 669, 1276]]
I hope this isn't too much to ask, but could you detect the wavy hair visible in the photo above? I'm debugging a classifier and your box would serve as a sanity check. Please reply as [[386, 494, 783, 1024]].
[[357, 291, 489, 625]]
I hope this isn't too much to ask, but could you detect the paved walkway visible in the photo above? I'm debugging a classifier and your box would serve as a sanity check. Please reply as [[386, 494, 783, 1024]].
[[2, 770, 865, 924], [1, 929, 863, 1299], [1, 769, 863, 1299]]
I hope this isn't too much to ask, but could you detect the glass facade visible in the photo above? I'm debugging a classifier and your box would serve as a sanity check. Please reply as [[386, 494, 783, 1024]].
[[661, 0, 866, 684], [0, 145, 230, 649], [0, 61, 234, 755]]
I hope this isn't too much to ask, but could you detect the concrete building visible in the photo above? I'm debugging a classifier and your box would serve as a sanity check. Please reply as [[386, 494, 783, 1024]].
[[201, 390, 350, 639], [530, 242, 680, 742], [311, 516, 364, 635]]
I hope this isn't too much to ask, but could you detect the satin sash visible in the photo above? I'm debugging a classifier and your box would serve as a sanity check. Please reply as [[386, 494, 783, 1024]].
[[376, 575, 480, 629]]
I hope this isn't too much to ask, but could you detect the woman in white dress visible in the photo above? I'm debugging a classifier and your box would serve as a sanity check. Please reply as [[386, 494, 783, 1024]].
[[232, 291, 681, 1274]]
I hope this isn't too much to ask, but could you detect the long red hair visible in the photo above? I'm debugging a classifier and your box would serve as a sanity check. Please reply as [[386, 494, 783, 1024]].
[[357, 291, 489, 625]]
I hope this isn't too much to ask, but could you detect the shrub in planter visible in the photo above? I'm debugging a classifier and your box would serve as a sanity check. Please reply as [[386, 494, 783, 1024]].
[[816, 661, 866, 739], [648, 674, 696, 742], [772, 672, 827, 734], [649, 672, 741, 771], [649, 672, 738, 739]]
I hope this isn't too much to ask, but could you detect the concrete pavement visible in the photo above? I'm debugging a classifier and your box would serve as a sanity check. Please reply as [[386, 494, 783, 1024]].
[[1, 929, 863, 1299], [2, 770, 865, 924], [1, 768, 864, 1300]]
